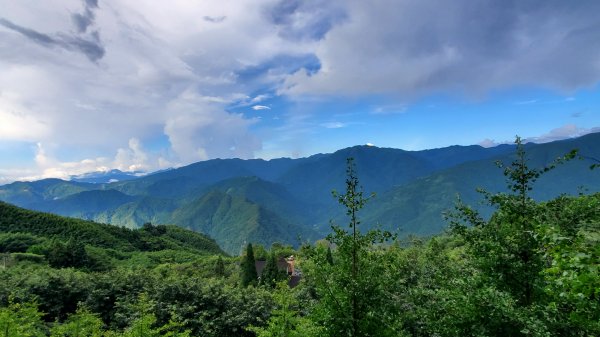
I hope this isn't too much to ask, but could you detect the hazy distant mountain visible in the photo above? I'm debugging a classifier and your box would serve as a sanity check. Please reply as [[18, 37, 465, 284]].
[[0, 178, 94, 207], [71, 169, 143, 184], [1, 133, 599, 254]]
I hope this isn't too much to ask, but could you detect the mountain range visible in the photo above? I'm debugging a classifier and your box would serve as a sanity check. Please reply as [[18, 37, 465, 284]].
[[70, 169, 144, 184], [1, 133, 599, 254]]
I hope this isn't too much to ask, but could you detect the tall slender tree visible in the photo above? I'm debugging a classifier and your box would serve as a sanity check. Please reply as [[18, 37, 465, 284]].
[[241, 243, 258, 287], [307, 157, 395, 337]]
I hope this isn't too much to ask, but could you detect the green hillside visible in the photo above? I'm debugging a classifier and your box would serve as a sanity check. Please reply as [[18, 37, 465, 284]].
[[97, 196, 179, 228], [211, 176, 316, 225], [0, 201, 224, 255], [171, 189, 317, 254]]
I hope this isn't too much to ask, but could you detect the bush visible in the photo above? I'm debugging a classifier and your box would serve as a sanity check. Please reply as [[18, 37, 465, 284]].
[[0, 233, 43, 253], [10, 252, 46, 264]]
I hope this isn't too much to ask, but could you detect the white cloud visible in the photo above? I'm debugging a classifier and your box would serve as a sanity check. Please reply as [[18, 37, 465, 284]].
[[25, 142, 113, 181], [251, 94, 271, 103], [281, 0, 600, 98], [163, 93, 261, 163], [114, 138, 150, 172], [0, 0, 303, 183], [252, 105, 271, 110], [0, 138, 165, 183]]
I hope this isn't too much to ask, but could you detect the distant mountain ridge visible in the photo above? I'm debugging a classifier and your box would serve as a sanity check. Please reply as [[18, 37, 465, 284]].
[[71, 169, 143, 184], [1, 133, 599, 254]]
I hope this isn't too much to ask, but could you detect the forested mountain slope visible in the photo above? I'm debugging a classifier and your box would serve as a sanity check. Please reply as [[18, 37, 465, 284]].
[[1, 133, 599, 254], [0, 201, 224, 255]]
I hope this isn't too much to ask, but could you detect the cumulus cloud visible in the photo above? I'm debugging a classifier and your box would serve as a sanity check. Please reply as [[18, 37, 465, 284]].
[[164, 90, 261, 162], [164, 110, 261, 162], [114, 138, 150, 172], [282, 0, 600, 98], [1, 0, 295, 183], [4, 138, 163, 183], [27, 142, 112, 181]]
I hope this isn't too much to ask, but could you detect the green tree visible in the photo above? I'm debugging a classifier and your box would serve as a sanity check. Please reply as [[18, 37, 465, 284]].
[[450, 136, 576, 305], [118, 293, 190, 337], [325, 246, 333, 265], [241, 244, 258, 287], [447, 136, 578, 335], [306, 158, 396, 337], [213, 256, 226, 278], [0, 233, 42, 253], [261, 252, 285, 289], [248, 281, 322, 337], [50, 307, 104, 337], [0, 300, 45, 337], [47, 238, 89, 269], [540, 194, 600, 335]]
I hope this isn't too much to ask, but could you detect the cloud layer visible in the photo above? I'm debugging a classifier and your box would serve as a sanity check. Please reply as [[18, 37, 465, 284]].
[[283, 0, 600, 97], [1, 0, 599, 182]]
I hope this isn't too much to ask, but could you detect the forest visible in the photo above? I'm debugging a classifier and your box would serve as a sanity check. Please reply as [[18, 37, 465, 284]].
[[0, 138, 598, 336]]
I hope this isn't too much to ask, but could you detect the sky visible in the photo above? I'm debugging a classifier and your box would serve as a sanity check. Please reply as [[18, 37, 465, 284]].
[[1, 0, 600, 183]]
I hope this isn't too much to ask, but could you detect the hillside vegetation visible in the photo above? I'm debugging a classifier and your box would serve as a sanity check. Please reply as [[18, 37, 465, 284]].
[[0, 201, 224, 256]]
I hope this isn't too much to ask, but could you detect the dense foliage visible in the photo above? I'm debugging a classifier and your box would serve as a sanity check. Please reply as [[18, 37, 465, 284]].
[[0, 202, 224, 255], [0, 137, 598, 336]]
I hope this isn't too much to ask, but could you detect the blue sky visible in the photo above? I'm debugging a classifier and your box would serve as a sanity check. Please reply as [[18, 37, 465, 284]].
[[1, 0, 599, 183]]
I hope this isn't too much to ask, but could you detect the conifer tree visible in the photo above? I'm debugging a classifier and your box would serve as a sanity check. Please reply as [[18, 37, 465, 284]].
[[241, 243, 258, 287], [214, 256, 225, 277], [261, 252, 284, 288], [325, 246, 334, 265], [307, 157, 395, 337]]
